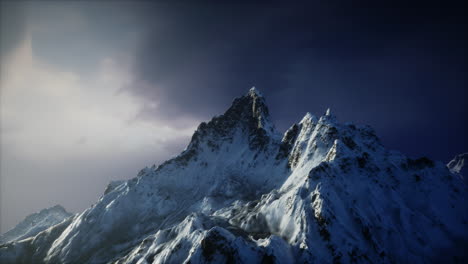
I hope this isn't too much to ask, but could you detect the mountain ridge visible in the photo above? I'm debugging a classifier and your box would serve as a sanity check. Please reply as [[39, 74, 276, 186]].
[[0, 205, 72, 245], [1, 88, 467, 264]]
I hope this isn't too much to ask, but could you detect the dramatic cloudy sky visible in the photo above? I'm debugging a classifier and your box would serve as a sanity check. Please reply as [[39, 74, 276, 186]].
[[0, 1, 466, 232]]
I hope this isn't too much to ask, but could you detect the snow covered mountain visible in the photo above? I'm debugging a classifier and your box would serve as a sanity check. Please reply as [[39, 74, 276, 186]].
[[0, 205, 72, 245], [448, 153, 467, 179], [1, 87, 467, 263]]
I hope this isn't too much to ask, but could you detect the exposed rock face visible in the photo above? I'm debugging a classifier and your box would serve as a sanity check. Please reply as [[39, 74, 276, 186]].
[[1, 88, 467, 264]]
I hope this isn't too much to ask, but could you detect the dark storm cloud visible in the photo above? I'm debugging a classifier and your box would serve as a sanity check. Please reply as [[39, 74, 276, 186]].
[[128, 1, 467, 162]]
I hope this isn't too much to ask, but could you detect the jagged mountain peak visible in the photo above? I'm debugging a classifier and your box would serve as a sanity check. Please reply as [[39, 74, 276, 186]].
[[299, 112, 317, 125], [299, 108, 338, 129], [47, 205, 68, 213], [248, 86, 263, 97], [0, 205, 72, 245], [204, 87, 272, 131], [227, 87, 273, 131], [18, 205, 70, 224], [1, 89, 467, 264], [448, 152, 467, 177], [185, 87, 277, 156]]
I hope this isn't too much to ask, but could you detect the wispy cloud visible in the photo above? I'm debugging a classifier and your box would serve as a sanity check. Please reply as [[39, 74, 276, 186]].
[[0, 31, 196, 232]]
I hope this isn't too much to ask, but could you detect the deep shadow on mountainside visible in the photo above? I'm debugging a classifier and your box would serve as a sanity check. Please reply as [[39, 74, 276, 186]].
[[1, 88, 467, 264]]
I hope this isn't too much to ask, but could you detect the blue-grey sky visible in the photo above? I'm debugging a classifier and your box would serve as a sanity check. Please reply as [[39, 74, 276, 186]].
[[1, 1, 466, 232]]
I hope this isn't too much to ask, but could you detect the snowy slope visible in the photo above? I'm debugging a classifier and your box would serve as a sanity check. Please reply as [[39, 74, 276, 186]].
[[0, 205, 72, 245], [1, 87, 467, 264], [448, 153, 467, 178]]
